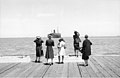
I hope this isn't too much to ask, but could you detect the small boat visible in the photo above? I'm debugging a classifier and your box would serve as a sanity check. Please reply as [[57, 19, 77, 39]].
[[48, 29, 61, 38]]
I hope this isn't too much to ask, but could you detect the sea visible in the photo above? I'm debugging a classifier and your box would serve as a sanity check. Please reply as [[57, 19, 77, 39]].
[[0, 36, 120, 56]]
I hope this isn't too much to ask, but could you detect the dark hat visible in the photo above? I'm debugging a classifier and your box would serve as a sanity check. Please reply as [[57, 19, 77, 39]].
[[85, 35, 88, 38]]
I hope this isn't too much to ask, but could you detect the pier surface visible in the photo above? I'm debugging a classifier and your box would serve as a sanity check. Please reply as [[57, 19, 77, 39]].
[[0, 55, 120, 78]]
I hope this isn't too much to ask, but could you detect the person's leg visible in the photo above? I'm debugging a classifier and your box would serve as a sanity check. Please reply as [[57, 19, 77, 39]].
[[47, 59, 48, 63], [51, 58, 53, 65], [84, 60, 88, 66], [74, 49, 76, 56], [58, 56, 60, 63], [35, 56, 37, 62], [76, 50, 79, 57], [61, 56, 64, 63], [38, 57, 40, 62]]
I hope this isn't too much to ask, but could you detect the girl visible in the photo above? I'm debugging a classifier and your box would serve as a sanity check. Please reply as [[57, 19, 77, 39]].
[[57, 38, 66, 64]]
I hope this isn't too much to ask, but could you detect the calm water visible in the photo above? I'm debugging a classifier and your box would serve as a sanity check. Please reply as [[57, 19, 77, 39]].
[[0, 36, 120, 56]]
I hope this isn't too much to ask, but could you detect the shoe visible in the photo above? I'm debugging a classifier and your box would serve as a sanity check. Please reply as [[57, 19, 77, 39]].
[[84, 64, 88, 66], [61, 62, 64, 64], [58, 62, 61, 64], [52, 63, 53, 65], [38, 61, 41, 63], [50, 63, 53, 65], [35, 60, 37, 63]]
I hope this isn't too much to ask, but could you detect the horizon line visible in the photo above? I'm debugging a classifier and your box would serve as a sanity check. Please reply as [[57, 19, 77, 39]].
[[0, 35, 120, 38]]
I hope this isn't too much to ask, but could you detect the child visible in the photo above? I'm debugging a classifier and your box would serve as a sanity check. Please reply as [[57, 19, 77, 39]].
[[57, 38, 66, 64]]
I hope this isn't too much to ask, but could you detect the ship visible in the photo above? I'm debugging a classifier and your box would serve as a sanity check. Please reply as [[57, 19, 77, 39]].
[[48, 29, 61, 38]]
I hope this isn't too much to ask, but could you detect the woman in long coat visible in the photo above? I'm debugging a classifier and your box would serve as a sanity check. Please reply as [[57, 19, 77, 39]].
[[82, 35, 92, 66], [34, 36, 44, 63], [45, 35, 54, 65]]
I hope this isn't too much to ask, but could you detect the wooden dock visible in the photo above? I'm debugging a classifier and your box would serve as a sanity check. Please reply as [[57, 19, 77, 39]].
[[0, 55, 120, 78]]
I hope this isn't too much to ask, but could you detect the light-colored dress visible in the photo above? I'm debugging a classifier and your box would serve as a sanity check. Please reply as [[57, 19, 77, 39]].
[[59, 41, 66, 56]]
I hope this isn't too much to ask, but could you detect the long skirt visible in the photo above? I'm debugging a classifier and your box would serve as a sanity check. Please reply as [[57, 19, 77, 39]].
[[36, 46, 42, 57], [45, 46, 54, 59], [82, 54, 89, 60]]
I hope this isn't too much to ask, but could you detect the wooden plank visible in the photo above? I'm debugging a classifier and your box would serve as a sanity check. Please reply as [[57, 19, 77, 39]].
[[16, 63, 41, 78], [28, 56, 51, 78], [113, 56, 120, 65], [110, 56, 120, 65], [0, 63, 12, 69], [60, 63, 68, 78], [90, 57, 105, 77], [2, 56, 49, 78], [96, 56, 120, 77], [106, 56, 120, 68], [68, 63, 81, 78], [27, 63, 50, 78], [43, 63, 68, 78], [101, 56, 120, 76], [0, 63, 20, 77], [2, 62, 34, 77], [1, 63, 29, 77], [85, 59, 98, 77], [89, 59, 102, 77], [77, 62, 90, 77], [33, 64, 50, 78], [94, 56, 119, 77], [92, 56, 111, 77]]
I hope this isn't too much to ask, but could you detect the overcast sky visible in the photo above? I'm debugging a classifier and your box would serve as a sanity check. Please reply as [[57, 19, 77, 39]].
[[0, 0, 120, 37]]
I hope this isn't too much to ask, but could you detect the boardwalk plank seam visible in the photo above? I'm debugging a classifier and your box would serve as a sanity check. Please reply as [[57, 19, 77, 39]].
[[0, 63, 20, 74], [41, 65, 51, 78], [103, 56, 120, 68], [97, 56, 120, 77], [92, 57, 111, 77], [77, 63, 82, 78], [95, 56, 119, 77], [90, 57, 105, 77]]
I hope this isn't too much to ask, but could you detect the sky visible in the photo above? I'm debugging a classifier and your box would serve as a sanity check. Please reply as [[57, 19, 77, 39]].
[[0, 0, 120, 37]]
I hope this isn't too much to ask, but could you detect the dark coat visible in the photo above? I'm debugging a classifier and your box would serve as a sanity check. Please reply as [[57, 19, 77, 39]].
[[82, 39, 92, 56], [45, 39, 54, 59], [34, 39, 44, 57]]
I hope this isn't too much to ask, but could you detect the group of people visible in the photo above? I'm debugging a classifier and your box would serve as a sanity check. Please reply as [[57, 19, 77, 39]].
[[34, 35, 66, 65], [34, 31, 92, 66], [73, 31, 92, 66]]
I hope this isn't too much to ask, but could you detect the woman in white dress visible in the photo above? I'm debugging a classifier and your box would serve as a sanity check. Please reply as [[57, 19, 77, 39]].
[[57, 38, 66, 64]]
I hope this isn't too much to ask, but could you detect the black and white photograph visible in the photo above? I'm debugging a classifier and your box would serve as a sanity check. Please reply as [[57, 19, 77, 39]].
[[0, 0, 120, 78]]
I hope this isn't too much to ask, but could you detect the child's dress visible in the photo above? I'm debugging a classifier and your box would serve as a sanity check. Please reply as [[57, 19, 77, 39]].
[[57, 42, 61, 56], [59, 41, 66, 56]]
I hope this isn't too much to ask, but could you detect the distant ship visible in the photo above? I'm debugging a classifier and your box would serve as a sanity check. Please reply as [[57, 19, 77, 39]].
[[48, 29, 61, 38]]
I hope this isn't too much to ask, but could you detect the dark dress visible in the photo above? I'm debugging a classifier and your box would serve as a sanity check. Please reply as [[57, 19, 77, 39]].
[[34, 39, 43, 57], [45, 39, 54, 59], [73, 35, 81, 50], [82, 39, 92, 60]]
